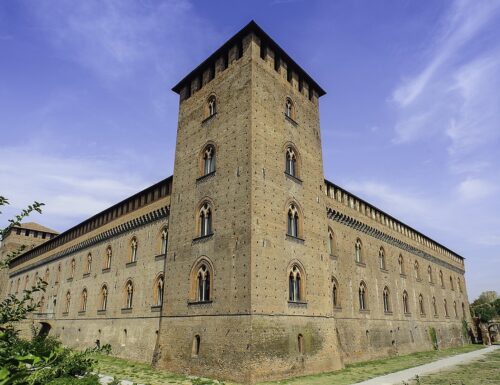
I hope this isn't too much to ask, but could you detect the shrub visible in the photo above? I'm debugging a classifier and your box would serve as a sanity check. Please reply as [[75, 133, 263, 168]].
[[429, 327, 438, 350]]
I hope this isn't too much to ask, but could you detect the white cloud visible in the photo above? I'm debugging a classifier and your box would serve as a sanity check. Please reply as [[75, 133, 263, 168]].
[[457, 177, 496, 201], [0, 144, 150, 231]]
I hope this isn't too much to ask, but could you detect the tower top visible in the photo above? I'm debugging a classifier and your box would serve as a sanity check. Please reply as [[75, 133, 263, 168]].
[[172, 20, 326, 97]]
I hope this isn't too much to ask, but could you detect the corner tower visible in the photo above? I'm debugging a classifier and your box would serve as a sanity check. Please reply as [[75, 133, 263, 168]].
[[155, 21, 342, 383]]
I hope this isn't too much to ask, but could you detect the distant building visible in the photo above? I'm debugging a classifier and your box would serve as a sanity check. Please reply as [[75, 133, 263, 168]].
[[2, 21, 471, 384]]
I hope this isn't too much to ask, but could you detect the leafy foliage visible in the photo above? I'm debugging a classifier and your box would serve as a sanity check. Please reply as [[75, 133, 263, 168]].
[[428, 327, 438, 350], [470, 290, 500, 323], [0, 196, 99, 384]]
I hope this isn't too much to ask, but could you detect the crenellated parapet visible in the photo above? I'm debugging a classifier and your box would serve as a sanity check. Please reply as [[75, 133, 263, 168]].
[[324, 179, 464, 268]]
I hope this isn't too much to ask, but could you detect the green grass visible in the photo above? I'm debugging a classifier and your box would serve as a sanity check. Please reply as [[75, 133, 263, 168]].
[[93, 344, 484, 385], [406, 348, 500, 385]]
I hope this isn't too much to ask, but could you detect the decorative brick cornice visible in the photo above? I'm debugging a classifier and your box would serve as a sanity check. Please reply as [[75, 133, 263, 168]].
[[9, 206, 169, 277], [327, 208, 465, 274]]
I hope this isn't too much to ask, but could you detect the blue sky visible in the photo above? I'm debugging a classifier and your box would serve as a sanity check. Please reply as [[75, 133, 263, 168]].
[[1, 0, 499, 299]]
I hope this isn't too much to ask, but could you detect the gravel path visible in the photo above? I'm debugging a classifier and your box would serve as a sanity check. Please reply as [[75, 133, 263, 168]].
[[353, 345, 499, 385]]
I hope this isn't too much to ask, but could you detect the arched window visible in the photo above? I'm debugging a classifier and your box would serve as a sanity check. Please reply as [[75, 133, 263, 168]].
[[160, 228, 168, 255], [457, 278, 462, 293], [414, 261, 420, 280], [285, 146, 297, 177], [100, 285, 108, 311], [462, 302, 466, 318], [202, 144, 216, 175], [332, 277, 339, 307], [432, 296, 438, 316], [105, 246, 112, 269], [65, 291, 71, 313], [285, 97, 294, 119], [439, 270, 444, 287], [383, 286, 390, 313], [86, 253, 92, 274], [208, 95, 216, 117], [125, 280, 134, 309], [402, 290, 409, 314], [199, 202, 213, 237], [154, 275, 164, 307], [427, 265, 433, 283], [453, 301, 458, 318], [355, 239, 363, 263], [359, 282, 367, 310], [80, 289, 87, 312], [297, 334, 304, 354], [379, 247, 386, 270], [128, 237, 138, 263], [419, 294, 425, 315], [289, 264, 304, 302], [70, 259, 76, 279], [327, 228, 335, 255], [449, 276, 454, 291], [398, 254, 405, 274], [196, 264, 211, 302], [192, 335, 201, 357], [444, 299, 449, 317], [287, 203, 300, 238]]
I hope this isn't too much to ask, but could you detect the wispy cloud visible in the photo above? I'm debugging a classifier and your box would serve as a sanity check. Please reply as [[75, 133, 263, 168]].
[[27, 0, 218, 82]]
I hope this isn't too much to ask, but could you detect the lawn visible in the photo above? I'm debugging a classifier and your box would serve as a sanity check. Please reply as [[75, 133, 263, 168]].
[[405, 348, 500, 385], [93, 344, 484, 385]]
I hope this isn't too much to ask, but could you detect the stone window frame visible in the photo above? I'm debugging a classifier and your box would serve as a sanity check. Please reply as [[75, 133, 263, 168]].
[[80, 288, 88, 313], [327, 227, 335, 256], [432, 296, 438, 317], [124, 279, 134, 309], [449, 275, 455, 291], [65, 290, 71, 314], [100, 284, 109, 311], [414, 260, 421, 281], [86, 252, 92, 275], [285, 200, 304, 240], [204, 94, 217, 121], [285, 96, 297, 122], [189, 256, 215, 304], [379, 247, 386, 271], [159, 227, 168, 256], [382, 286, 391, 313], [198, 142, 217, 177], [427, 265, 433, 284], [196, 199, 214, 239], [70, 259, 76, 279], [332, 276, 340, 308], [284, 142, 301, 180], [129, 237, 138, 263], [355, 238, 364, 265], [153, 273, 165, 307], [453, 301, 458, 318], [419, 293, 425, 315], [402, 290, 410, 314], [359, 281, 368, 311], [398, 254, 405, 276], [288, 260, 306, 303], [444, 299, 449, 317], [104, 245, 112, 270], [439, 270, 444, 288]]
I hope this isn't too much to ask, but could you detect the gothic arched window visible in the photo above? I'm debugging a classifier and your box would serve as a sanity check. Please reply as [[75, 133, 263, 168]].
[[383, 286, 390, 313], [70, 259, 76, 279], [154, 275, 164, 307], [419, 294, 425, 315], [285, 97, 294, 119], [208, 95, 216, 117], [202, 145, 216, 175], [439, 270, 444, 287], [355, 239, 363, 263], [379, 247, 386, 270], [402, 290, 409, 314], [444, 299, 449, 317], [285, 146, 297, 177], [457, 278, 462, 293], [453, 301, 458, 318], [125, 280, 134, 309], [105, 246, 112, 269], [427, 265, 433, 283], [160, 228, 168, 255], [359, 282, 367, 311], [100, 285, 108, 311], [287, 203, 299, 238], [86, 253, 92, 274], [80, 289, 88, 312], [398, 254, 405, 274], [332, 277, 339, 307], [449, 276, 454, 291], [65, 291, 71, 313], [199, 202, 213, 237], [196, 264, 211, 302], [414, 261, 420, 280], [328, 228, 335, 255], [432, 296, 438, 316], [289, 264, 304, 302], [129, 238, 138, 263]]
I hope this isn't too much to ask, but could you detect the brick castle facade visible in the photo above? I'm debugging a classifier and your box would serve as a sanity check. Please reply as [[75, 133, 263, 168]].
[[1, 22, 471, 383]]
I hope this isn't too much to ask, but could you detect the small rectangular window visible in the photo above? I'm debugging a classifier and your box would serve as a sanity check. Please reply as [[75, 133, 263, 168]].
[[33, 231, 39, 238], [25, 229, 30, 236], [16, 228, 21, 235], [42, 233, 46, 239]]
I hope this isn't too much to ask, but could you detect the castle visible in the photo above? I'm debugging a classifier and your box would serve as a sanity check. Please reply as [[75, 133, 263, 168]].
[[1, 21, 471, 384]]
